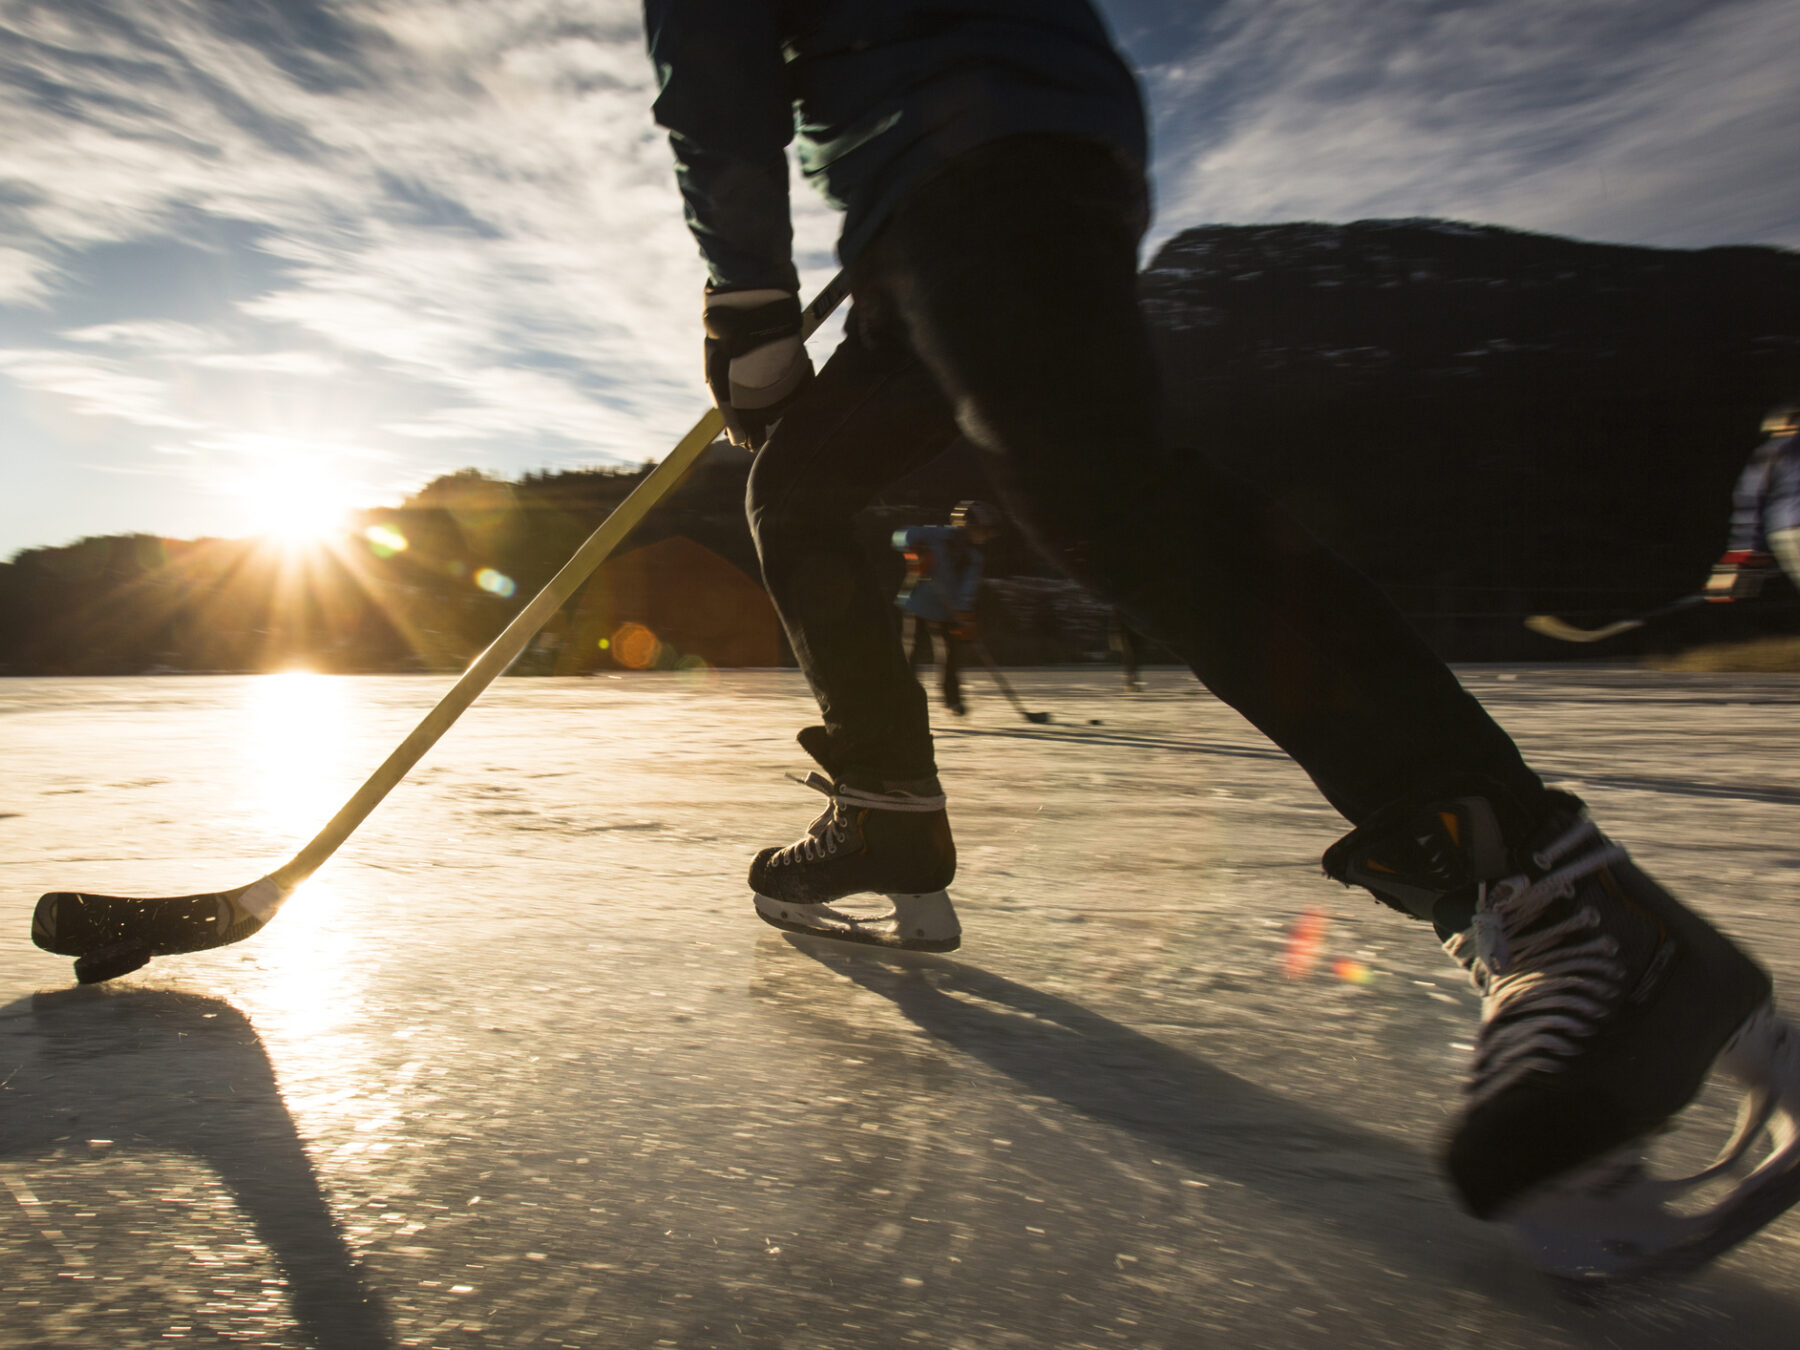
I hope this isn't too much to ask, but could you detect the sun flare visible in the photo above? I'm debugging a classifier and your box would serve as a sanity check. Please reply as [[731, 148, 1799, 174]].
[[228, 441, 359, 545], [248, 473, 350, 543]]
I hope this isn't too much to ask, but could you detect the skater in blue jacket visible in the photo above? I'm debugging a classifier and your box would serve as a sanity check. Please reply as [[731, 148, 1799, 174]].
[[642, 0, 1799, 1275], [894, 500, 999, 715]]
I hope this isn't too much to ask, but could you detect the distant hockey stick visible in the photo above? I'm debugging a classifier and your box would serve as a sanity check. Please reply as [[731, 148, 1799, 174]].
[[32, 272, 851, 985], [1524, 593, 1707, 644], [909, 562, 1051, 725], [970, 638, 1051, 724]]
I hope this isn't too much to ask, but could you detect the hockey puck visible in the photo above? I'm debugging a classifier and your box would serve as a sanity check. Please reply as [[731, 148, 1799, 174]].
[[73, 942, 152, 985], [1088, 718, 1104, 726]]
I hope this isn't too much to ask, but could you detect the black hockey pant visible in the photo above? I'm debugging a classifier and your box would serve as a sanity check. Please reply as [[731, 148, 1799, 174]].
[[905, 615, 964, 712], [747, 134, 1546, 826]]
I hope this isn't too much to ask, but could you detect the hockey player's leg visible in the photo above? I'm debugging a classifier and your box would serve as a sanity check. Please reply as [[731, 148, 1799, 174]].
[[745, 314, 966, 951], [905, 613, 931, 673], [863, 135, 1540, 824], [747, 314, 959, 784], [1769, 524, 1800, 592], [940, 625, 965, 715], [747, 726, 960, 952], [1326, 788, 1797, 1279], [862, 135, 1798, 1274]]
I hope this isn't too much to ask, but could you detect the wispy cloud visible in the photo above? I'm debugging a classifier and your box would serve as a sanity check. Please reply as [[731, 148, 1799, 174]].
[[0, 0, 744, 554], [1124, 0, 1800, 253], [1, 0, 1795, 556], [0, 346, 202, 429]]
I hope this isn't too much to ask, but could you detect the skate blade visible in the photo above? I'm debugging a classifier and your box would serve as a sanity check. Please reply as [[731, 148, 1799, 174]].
[[752, 890, 961, 953], [1511, 1006, 1800, 1281]]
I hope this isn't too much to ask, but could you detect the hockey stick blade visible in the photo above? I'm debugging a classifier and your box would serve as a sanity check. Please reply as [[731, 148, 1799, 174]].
[[970, 638, 1051, 724], [1524, 614, 1651, 644], [35, 877, 285, 982], [1524, 594, 1707, 644], [32, 274, 851, 983]]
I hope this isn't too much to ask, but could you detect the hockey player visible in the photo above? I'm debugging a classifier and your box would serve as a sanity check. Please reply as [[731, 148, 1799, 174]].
[[642, 0, 1799, 1275], [1704, 402, 1800, 602], [894, 500, 1000, 715], [1110, 610, 1148, 692]]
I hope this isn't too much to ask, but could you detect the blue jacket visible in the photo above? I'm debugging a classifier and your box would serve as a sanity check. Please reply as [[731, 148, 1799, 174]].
[[643, 0, 1148, 291], [894, 525, 983, 622], [1725, 431, 1800, 553]]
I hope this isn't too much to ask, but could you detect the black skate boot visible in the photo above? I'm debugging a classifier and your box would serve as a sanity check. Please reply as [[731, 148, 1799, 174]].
[[1326, 788, 1800, 1279], [749, 728, 960, 952]]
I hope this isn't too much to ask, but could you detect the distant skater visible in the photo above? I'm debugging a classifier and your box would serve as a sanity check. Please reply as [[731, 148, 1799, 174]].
[[894, 500, 999, 715], [642, 0, 1799, 1275], [1705, 401, 1800, 603], [1109, 610, 1146, 691]]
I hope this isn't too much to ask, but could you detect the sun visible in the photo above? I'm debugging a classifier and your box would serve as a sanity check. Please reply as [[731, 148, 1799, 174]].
[[253, 484, 347, 543], [235, 453, 355, 545]]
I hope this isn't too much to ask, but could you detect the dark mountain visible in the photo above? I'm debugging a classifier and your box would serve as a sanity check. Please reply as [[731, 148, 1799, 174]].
[[1138, 219, 1800, 656]]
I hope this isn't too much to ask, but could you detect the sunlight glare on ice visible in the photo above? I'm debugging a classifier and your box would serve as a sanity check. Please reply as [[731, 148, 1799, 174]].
[[242, 671, 354, 840]]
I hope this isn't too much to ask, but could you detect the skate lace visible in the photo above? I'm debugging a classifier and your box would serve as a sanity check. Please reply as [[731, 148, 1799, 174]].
[[766, 772, 947, 869], [1442, 816, 1630, 1104]]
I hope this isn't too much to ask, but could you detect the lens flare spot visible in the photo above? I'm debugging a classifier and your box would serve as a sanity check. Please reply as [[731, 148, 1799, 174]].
[[1282, 908, 1329, 980], [597, 637, 611, 650], [613, 622, 661, 670], [364, 524, 409, 558], [1333, 958, 1373, 985], [475, 568, 516, 598], [675, 653, 719, 690]]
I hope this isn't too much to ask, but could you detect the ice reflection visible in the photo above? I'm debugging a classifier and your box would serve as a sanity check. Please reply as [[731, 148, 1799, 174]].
[[232, 674, 387, 1125], [242, 671, 353, 835], [234, 879, 419, 1193], [246, 877, 355, 1036]]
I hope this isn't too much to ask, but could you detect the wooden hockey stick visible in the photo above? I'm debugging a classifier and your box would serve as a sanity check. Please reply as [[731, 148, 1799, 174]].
[[33, 272, 850, 984], [1524, 593, 1706, 644], [970, 638, 1051, 724]]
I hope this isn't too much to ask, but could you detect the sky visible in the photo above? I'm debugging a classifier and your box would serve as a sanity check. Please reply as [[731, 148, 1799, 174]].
[[3, 0, 1798, 559]]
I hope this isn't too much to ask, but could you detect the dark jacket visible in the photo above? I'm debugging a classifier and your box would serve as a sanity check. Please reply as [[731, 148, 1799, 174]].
[[643, 0, 1148, 291]]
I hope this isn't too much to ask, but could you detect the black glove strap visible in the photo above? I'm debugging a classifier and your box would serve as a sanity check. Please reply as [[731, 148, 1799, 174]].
[[702, 294, 803, 353]]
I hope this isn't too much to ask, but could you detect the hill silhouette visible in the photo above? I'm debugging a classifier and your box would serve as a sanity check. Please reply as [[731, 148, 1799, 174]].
[[1140, 218, 1800, 656], [3, 218, 1796, 675]]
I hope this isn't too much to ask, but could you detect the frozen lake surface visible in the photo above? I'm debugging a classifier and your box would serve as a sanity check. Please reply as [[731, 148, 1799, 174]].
[[2, 666, 1798, 1349]]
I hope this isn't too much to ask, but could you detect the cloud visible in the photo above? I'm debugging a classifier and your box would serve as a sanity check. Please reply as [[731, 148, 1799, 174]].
[[196, 350, 344, 376], [1123, 0, 1800, 252], [0, 346, 202, 429], [0, 244, 58, 306], [1, 0, 1796, 556], [0, 0, 718, 542]]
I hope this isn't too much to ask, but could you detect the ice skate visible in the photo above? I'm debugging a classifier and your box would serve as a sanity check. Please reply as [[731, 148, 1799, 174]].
[[749, 731, 960, 953], [1327, 789, 1799, 1280]]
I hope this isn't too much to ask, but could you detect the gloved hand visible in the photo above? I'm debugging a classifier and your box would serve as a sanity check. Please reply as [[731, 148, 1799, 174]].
[[953, 612, 978, 641], [1704, 549, 1775, 602], [702, 287, 813, 450]]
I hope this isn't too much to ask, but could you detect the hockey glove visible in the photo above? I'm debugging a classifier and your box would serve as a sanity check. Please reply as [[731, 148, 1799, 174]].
[[1703, 549, 1774, 602], [702, 288, 813, 451]]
